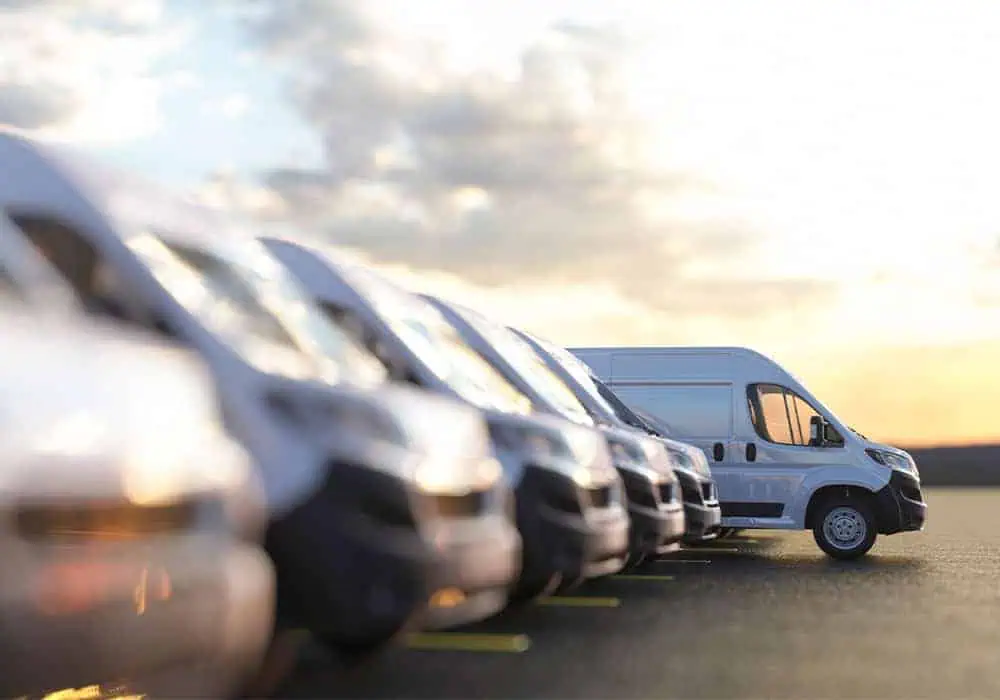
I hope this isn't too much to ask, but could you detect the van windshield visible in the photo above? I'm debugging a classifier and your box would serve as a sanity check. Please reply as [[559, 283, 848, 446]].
[[128, 232, 386, 385], [533, 337, 621, 417], [453, 308, 593, 424], [346, 267, 532, 415], [0, 265, 20, 299]]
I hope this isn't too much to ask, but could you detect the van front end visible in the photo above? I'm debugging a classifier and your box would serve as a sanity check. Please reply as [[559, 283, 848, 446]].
[[0, 353, 275, 700], [867, 447, 927, 535], [261, 382, 520, 657], [601, 427, 686, 564], [660, 441, 722, 543], [487, 412, 630, 600]]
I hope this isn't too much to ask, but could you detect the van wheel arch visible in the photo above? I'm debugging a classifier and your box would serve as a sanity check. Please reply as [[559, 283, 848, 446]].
[[805, 485, 879, 530]]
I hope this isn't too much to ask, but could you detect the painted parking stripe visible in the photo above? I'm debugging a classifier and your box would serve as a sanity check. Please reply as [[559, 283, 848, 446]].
[[405, 633, 532, 653], [655, 558, 712, 564], [537, 595, 621, 608], [611, 574, 676, 581]]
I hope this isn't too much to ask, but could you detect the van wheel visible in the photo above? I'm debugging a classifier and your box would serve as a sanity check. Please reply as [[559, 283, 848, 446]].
[[508, 572, 561, 606], [622, 551, 648, 571], [812, 497, 877, 560]]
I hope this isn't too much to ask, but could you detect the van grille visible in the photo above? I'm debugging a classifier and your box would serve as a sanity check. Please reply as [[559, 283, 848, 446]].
[[16, 500, 200, 541], [659, 483, 675, 504], [433, 492, 488, 518], [587, 486, 613, 509], [702, 483, 715, 502]]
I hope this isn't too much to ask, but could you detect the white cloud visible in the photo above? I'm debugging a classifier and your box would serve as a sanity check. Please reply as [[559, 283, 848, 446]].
[[233, 0, 828, 325], [204, 93, 251, 119], [0, 0, 188, 144]]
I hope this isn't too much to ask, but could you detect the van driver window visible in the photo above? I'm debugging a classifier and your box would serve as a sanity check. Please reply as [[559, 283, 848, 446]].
[[748, 383, 829, 447]]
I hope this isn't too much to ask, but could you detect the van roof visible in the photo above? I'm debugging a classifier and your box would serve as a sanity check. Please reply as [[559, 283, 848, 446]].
[[260, 236, 419, 310], [0, 129, 254, 250]]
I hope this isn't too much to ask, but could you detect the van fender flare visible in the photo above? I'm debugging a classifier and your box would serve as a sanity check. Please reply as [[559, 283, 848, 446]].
[[788, 466, 890, 528]]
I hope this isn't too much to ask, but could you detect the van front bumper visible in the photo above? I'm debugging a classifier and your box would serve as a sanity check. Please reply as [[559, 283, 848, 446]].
[[683, 500, 723, 542], [516, 466, 630, 589], [419, 513, 521, 630], [0, 540, 273, 700], [874, 470, 927, 534], [676, 470, 723, 542], [266, 462, 514, 648], [618, 469, 686, 555]]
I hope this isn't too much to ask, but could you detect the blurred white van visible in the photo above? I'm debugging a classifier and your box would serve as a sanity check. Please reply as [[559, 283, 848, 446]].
[[0, 129, 521, 656], [571, 346, 927, 559], [0, 302, 274, 698]]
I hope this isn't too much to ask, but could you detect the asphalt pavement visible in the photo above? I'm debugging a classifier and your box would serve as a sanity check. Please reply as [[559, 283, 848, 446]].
[[274, 489, 1000, 699]]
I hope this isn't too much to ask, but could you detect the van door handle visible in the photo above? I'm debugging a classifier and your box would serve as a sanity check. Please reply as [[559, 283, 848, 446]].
[[745, 442, 757, 462], [712, 442, 724, 462]]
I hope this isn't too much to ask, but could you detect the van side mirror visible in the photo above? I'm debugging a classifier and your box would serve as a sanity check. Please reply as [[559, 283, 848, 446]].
[[809, 416, 825, 447]]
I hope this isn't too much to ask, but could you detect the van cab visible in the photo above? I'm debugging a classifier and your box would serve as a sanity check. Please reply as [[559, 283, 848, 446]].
[[0, 302, 274, 699], [260, 236, 630, 598], [571, 346, 926, 559], [423, 297, 687, 566], [0, 130, 522, 654], [510, 329, 722, 545]]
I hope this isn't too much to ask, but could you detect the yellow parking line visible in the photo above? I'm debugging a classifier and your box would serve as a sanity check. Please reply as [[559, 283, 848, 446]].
[[537, 595, 621, 608], [611, 574, 676, 581], [405, 632, 531, 653], [656, 558, 711, 564]]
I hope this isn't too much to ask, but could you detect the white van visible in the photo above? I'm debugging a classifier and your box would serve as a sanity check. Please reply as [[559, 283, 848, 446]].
[[422, 296, 687, 566], [0, 301, 274, 699], [0, 129, 522, 654], [571, 346, 927, 559], [261, 236, 631, 599], [511, 329, 722, 545]]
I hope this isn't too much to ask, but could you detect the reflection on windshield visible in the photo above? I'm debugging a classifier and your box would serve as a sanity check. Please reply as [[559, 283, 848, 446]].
[[0, 266, 20, 298], [346, 266, 532, 414], [457, 310, 592, 423], [128, 232, 385, 384], [529, 333, 653, 430]]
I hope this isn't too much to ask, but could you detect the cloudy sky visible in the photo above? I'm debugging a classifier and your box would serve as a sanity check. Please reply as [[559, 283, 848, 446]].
[[3, 0, 999, 446]]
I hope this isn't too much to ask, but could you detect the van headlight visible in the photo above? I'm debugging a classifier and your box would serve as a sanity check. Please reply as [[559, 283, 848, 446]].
[[414, 456, 503, 496], [668, 446, 712, 479], [488, 421, 604, 488], [866, 448, 919, 478], [605, 436, 665, 484], [122, 430, 249, 506]]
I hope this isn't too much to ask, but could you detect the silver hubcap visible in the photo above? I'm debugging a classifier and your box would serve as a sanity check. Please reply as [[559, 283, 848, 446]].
[[822, 506, 867, 550]]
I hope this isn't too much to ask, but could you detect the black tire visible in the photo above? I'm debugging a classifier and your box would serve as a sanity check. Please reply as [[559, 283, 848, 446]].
[[812, 495, 877, 560], [622, 550, 648, 572], [321, 634, 398, 667], [507, 572, 561, 606]]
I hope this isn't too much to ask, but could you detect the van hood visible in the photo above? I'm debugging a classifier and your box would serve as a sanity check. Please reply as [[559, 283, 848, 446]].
[[0, 308, 247, 503]]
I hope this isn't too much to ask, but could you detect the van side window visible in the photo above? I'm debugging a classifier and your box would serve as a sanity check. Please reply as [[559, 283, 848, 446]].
[[748, 383, 829, 447], [10, 213, 174, 336]]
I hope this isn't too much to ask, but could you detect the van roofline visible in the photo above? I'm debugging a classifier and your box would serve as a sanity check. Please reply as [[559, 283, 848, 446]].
[[569, 346, 780, 363], [0, 130, 255, 250]]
